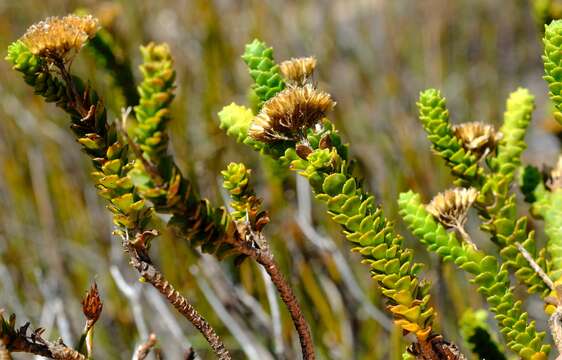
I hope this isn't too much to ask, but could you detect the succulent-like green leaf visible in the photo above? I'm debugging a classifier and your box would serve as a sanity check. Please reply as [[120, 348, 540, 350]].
[[241, 39, 285, 108], [543, 19, 562, 125], [416, 89, 483, 185], [398, 191, 549, 359]]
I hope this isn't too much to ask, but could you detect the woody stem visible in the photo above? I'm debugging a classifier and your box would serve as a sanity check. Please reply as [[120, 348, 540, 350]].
[[126, 244, 230, 360], [230, 239, 315, 360]]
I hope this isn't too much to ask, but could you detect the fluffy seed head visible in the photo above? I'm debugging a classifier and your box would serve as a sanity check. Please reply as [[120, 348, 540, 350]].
[[452, 122, 502, 155], [249, 84, 335, 142], [426, 188, 478, 228], [21, 14, 99, 63], [280, 57, 317, 85]]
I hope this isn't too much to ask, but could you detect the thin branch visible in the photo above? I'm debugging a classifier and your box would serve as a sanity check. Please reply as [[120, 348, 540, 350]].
[[515, 242, 554, 291], [0, 313, 85, 360], [133, 333, 158, 360], [125, 240, 231, 360], [219, 177, 315, 359], [259, 266, 285, 358], [227, 239, 315, 360], [144, 287, 194, 349], [192, 266, 274, 360]]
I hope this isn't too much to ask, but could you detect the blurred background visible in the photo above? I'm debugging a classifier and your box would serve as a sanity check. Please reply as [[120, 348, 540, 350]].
[[0, 0, 561, 358]]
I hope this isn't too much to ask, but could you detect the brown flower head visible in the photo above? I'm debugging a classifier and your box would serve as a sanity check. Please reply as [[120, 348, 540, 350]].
[[21, 14, 99, 64], [548, 155, 562, 190], [280, 57, 317, 86], [427, 187, 478, 229], [81, 283, 103, 328], [452, 122, 502, 156], [249, 84, 335, 143]]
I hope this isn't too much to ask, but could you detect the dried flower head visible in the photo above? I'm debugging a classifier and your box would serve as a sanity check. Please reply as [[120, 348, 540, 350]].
[[427, 188, 479, 248], [452, 122, 502, 156], [249, 84, 335, 142], [427, 188, 478, 228], [21, 14, 99, 63], [81, 283, 103, 328], [280, 57, 317, 85], [548, 155, 562, 190]]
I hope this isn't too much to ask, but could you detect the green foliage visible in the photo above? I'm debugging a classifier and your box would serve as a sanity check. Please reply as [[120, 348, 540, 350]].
[[221, 162, 253, 220], [416, 89, 482, 185], [417, 85, 548, 296], [398, 191, 549, 359], [103, 42, 236, 258], [544, 191, 562, 282], [217, 102, 292, 159], [241, 39, 285, 107], [7, 40, 152, 231], [535, 189, 562, 283], [489, 88, 534, 179], [459, 309, 506, 360], [6, 41, 69, 109], [293, 150, 435, 338], [476, 89, 549, 296], [543, 19, 562, 125], [227, 105, 439, 337], [520, 165, 542, 203], [133, 42, 176, 163]]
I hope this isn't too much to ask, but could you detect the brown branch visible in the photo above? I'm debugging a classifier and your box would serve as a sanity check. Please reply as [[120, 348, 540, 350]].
[[126, 242, 231, 360], [0, 316, 85, 360], [227, 235, 315, 360], [255, 250, 315, 360], [134, 333, 158, 360]]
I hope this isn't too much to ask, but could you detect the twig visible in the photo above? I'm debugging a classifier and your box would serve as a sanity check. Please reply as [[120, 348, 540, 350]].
[[0, 312, 85, 360], [514, 242, 555, 291], [133, 333, 158, 360], [219, 177, 315, 359], [144, 287, 194, 349], [125, 240, 231, 360], [259, 266, 285, 358], [229, 240, 315, 360], [192, 266, 274, 360]]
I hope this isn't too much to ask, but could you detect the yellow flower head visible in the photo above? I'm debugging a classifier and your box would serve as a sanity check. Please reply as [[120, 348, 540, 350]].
[[21, 14, 99, 63], [280, 57, 317, 86], [249, 84, 335, 143], [452, 122, 502, 156], [426, 187, 478, 229]]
